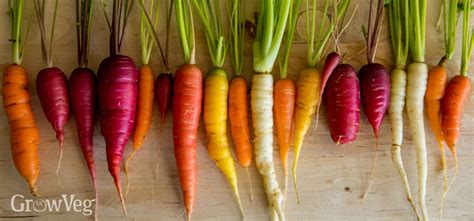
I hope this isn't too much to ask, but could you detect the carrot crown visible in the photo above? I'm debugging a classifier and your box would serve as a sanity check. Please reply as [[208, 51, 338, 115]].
[[99, 0, 134, 56], [8, 0, 31, 65], [460, 0, 473, 75], [253, 0, 292, 73], [175, 0, 196, 64], [34, 0, 60, 68], [76, 0, 93, 68], [193, 0, 228, 68], [441, 0, 460, 61], [229, 0, 245, 75], [408, 0, 426, 63], [138, 0, 173, 71], [278, 0, 301, 79], [364, 0, 384, 64], [306, 0, 350, 67], [139, 0, 160, 65], [387, 0, 409, 69]]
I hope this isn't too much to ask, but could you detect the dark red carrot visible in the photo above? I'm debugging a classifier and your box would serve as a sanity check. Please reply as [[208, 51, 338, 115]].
[[155, 73, 173, 124], [359, 63, 390, 139], [97, 0, 137, 216], [69, 67, 97, 205], [33, 0, 69, 182], [97, 55, 137, 216], [36, 67, 69, 176], [324, 64, 360, 144]]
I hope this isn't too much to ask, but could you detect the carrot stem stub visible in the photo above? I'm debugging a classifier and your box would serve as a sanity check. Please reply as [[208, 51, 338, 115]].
[[173, 63, 203, 217]]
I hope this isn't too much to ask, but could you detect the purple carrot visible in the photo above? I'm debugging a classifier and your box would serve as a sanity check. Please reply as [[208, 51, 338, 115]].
[[324, 64, 360, 144], [359, 63, 390, 138], [36, 67, 69, 177], [97, 55, 138, 216]]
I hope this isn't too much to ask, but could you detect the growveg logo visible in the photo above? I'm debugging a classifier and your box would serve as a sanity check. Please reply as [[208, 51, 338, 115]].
[[10, 194, 95, 216]]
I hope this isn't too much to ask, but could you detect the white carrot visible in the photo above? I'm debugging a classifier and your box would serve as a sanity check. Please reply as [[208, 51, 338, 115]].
[[251, 74, 284, 220], [387, 0, 420, 218], [251, 0, 292, 220], [407, 0, 429, 219]]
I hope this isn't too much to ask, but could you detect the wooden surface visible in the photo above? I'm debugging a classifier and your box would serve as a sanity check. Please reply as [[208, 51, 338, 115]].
[[1, 1, 473, 220]]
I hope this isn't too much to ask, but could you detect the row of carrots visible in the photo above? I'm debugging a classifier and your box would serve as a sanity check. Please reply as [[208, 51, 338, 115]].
[[2, 0, 472, 220]]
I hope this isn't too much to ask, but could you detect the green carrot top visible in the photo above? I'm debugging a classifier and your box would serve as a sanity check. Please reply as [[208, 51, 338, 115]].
[[34, 0, 60, 67], [228, 0, 245, 75], [409, 0, 426, 63], [8, 0, 31, 65], [365, 0, 384, 64], [76, 0, 93, 68], [175, 0, 195, 64], [99, 0, 134, 56], [278, 0, 301, 79], [253, 0, 292, 73], [306, 0, 350, 67], [387, 0, 409, 69], [460, 0, 474, 75], [441, 0, 461, 62], [139, 0, 160, 65], [193, 0, 228, 68]]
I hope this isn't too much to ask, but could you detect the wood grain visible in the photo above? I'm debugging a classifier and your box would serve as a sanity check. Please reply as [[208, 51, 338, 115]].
[[0, 1, 473, 220]]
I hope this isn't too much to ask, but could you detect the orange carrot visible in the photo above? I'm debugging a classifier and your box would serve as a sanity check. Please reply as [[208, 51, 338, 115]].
[[439, 2, 472, 217], [173, 63, 202, 217], [425, 61, 448, 198], [442, 75, 470, 157], [229, 76, 252, 168], [3, 64, 40, 196], [4, 1, 40, 197], [125, 64, 155, 196], [273, 78, 295, 198]]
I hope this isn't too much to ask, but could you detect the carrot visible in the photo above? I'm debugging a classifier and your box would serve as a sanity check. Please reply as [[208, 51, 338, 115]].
[[173, 63, 202, 218], [228, 76, 252, 166], [274, 0, 300, 200], [3, 65, 40, 197], [251, 0, 292, 219], [69, 1, 98, 217], [36, 67, 69, 177], [442, 75, 470, 157], [406, 0, 429, 218], [292, 0, 349, 202], [173, 0, 201, 218], [193, 1, 245, 215], [69, 68, 97, 214], [155, 73, 173, 124], [33, 0, 69, 183], [359, 0, 391, 200], [273, 78, 295, 199], [387, 0, 419, 217], [97, 0, 137, 216], [228, 0, 254, 204], [125, 64, 154, 196], [439, 1, 473, 217], [3, 0, 40, 198], [324, 64, 360, 144]]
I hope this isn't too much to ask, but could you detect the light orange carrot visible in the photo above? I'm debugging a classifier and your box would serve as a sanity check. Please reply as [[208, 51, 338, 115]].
[[273, 78, 295, 198], [3, 64, 40, 196], [125, 64, 155, 196]]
